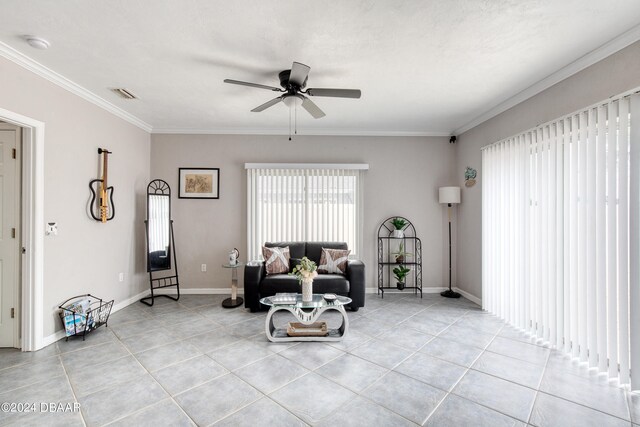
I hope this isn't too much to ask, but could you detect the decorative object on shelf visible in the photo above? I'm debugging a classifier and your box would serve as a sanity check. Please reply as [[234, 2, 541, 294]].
[[390, 217, 407, 238], [391, 241, 412, 264], [228, 248, 239, 265], [377, 217, 422, 298], [89, 148, 115, 223], [178, 168, 220, 199], [141, 179, 180, 306], [464, 166, 477, 187], [290, 256, 318, 302], [393, 265, 411, 290], [439, 186, 461, 298]]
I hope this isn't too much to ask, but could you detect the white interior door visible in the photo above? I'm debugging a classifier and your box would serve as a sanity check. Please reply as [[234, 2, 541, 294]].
[[0, 124, 20, 348]]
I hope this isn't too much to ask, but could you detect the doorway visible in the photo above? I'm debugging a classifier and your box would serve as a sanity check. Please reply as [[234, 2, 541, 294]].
[[0, 107, 44, 352], [0, 122, 21, 348]]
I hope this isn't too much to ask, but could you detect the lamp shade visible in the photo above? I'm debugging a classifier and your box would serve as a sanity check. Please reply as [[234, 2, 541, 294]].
[[439, 186, 461, 204]]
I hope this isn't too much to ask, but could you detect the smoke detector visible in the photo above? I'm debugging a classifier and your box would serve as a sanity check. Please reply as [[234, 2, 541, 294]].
[[25, 36, 50, 50]]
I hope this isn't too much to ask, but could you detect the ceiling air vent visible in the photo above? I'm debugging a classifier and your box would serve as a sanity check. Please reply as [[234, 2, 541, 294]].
[[111, 88, 138, 100]]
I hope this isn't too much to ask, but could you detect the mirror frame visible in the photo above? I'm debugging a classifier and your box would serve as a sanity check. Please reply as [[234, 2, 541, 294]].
[[146, 179, 172, 272]]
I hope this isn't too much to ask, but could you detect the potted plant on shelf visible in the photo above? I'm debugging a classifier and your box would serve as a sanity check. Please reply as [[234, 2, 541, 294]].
[[393, 265, 411, 290], [390, 217, 407, 238], [391, 241, 412, 264]]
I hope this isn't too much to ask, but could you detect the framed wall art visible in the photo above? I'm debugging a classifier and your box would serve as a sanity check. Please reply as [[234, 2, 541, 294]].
[[178, 168, 220, 199]]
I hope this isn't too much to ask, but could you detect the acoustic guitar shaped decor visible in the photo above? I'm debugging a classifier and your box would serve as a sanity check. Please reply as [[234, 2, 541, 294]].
[[89, 148, 115, 222]]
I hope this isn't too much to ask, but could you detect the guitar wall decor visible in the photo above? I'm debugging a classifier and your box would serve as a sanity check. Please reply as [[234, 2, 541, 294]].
[[89, 148, 115, 222]]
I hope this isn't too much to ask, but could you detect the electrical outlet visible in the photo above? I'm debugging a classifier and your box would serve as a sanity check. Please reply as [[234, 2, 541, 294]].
[[201, 264, 207, 272], [118, 273, 124, 282]]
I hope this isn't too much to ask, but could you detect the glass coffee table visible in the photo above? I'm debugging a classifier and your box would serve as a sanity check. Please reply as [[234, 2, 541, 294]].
[[259, 294, 352, 342]]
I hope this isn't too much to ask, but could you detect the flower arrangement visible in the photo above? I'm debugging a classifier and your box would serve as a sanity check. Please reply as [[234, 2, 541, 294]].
[[290, 256, 318, 283]]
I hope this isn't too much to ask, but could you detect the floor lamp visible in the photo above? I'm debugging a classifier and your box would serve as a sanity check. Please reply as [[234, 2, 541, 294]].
[[439, 186, 461, 298]]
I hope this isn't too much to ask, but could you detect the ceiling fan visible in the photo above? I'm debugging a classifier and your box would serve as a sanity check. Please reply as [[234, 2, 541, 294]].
[[223, 61, 361, 119]]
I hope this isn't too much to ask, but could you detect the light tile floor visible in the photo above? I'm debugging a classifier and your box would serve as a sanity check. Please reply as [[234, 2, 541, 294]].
[[1, 292, 638, 426]]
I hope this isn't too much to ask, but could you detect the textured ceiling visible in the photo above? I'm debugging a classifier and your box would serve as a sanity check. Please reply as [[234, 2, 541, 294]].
[[1, 0, 640, 135]]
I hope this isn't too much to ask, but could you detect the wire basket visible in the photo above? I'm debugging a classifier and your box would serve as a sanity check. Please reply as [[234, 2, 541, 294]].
[[58, 294, 114, 340]]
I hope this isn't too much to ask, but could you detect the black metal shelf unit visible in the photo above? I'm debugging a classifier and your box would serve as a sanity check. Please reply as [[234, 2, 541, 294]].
[[377, 216, 422, 298]]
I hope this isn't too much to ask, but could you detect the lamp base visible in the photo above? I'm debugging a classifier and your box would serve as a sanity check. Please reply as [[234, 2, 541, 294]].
[[440, 289, 461, 299]]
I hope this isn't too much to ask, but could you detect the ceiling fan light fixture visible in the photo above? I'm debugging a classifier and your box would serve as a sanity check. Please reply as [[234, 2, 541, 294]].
[[282, 94, 303, 108]]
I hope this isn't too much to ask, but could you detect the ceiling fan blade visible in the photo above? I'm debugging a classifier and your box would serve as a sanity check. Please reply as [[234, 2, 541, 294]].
[[251, 97, 283, 112], [289, 62, 310, 87], [224, 79, 282, 91], [306, 88, 361, 99], [301, 97, 326, 119]]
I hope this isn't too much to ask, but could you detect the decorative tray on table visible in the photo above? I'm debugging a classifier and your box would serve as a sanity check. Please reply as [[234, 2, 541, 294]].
[[287, 321, 329, 337]]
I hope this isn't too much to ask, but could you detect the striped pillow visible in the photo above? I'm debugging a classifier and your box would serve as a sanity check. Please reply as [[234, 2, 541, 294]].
[[318, 248, 350, 274], [262, 246, 290, 275]]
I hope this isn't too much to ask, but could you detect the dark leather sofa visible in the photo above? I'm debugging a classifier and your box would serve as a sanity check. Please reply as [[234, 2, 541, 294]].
[[244, 241, 365, 312]]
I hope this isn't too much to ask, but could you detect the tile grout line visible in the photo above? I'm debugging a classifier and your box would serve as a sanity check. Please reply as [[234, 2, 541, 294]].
[[101, 310, 201, 427], [525, 346, 552, 425], [58, 353, 88, 427], [422, 324, 500, 425]]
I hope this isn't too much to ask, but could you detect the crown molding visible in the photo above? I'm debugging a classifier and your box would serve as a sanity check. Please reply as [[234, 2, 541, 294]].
[[454, 23, 640, 136], [0, 41, 152, 133], [151, 127, 451, 137]]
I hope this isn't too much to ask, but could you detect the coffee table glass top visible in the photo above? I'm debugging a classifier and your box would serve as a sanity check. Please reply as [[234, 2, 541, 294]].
[[260, 293, 351, 308]]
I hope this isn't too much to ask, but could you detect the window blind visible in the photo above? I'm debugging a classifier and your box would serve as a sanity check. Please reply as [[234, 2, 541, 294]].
[[246, 164, 366, 261], [482, 91, 640, 389]]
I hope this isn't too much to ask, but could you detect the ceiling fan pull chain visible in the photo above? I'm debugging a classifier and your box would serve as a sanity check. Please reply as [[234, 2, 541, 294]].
[[289, 105, 292, 141], [295, 104, 298, 135]]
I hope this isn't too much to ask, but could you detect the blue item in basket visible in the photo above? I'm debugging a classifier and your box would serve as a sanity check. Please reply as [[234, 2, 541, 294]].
[[63, 313, 87, 336]]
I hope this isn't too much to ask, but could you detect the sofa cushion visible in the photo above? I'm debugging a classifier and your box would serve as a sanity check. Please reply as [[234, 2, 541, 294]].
[[265, 242, 306, 260], [306, 242, 348, 265], [259, 273, 350, 297], [311, 274, 350, 294], [260, 274, 301, 295], [262, 246, 290, 275], [318, 248, 350, 274]]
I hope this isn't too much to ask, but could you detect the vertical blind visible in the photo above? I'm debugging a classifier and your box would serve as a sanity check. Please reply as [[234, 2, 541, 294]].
[[482, 92, 640, 389], [246, 164, 367, 261]]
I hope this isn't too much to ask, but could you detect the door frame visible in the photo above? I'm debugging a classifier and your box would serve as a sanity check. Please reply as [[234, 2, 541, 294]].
[[0, 107, 44, 351]]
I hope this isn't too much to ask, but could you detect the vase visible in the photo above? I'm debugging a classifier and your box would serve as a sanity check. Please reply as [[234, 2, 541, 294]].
[[302, 278, 313, 302], [391, 229, 404, 238]]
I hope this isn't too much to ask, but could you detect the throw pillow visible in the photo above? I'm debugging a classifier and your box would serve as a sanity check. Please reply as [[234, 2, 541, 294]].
[[318, 248, 350, 274], [262, 246, 290, 275]]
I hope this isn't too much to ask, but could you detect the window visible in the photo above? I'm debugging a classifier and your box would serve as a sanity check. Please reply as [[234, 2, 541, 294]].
[[246, 164, 367, 260], [482, 92, 640, 389]]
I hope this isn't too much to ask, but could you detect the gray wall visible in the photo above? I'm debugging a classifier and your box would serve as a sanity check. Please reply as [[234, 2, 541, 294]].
[[455, 40, 640, 300], [151, 134, 456, 291], [0, 56, 150, 337]]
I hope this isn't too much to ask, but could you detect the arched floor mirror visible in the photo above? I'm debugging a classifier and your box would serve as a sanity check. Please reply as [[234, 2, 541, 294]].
[[141, 179, 180, 306]]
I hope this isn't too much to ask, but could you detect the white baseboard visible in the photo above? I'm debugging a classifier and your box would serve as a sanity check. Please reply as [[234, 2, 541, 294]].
[[157, 288, 244, 295], [42, 330, 67, 348], [453, 287, 482, 305], [113, 289, 152, 311], [367, 285, 482, 305]]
